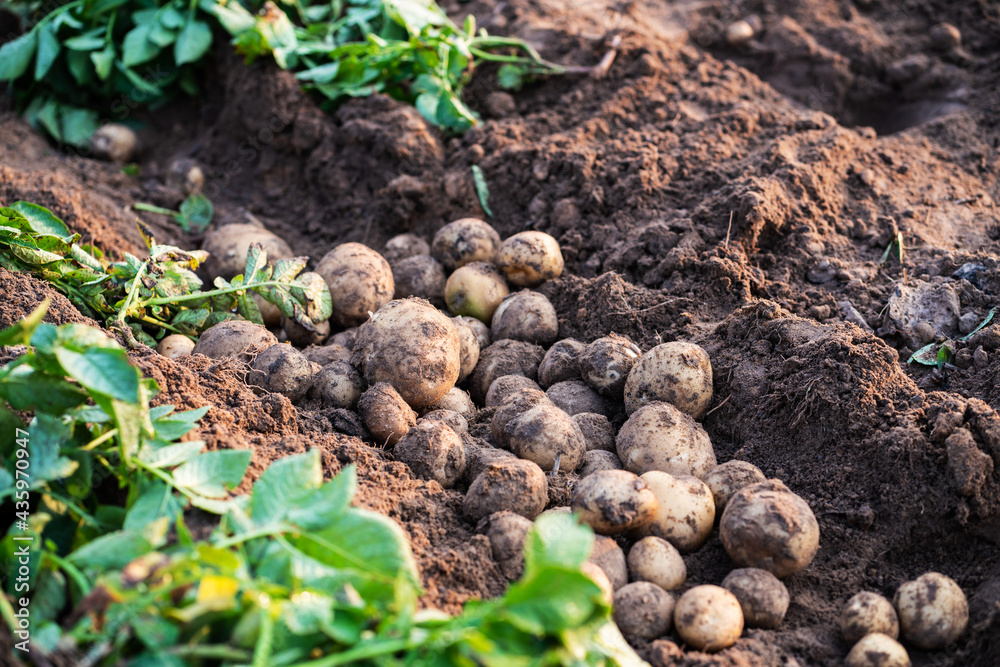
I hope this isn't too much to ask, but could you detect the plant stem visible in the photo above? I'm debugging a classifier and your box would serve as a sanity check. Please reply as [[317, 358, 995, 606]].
[[213, 526, 290, 549], [167, 645, 252, 660], [141, 280, 284, 307], [288, 638, 413, 667], [43, 551, 93, 596], [134, 203, 179, 217]]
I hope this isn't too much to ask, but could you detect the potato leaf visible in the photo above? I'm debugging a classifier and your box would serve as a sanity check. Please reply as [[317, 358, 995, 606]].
[[171, 450, 251, 498], [0, 31, 37, 82]]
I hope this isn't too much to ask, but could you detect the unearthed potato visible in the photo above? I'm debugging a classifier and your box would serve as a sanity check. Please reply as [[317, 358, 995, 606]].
[[463, 441, 518, 486], [486, 375, 542, 408], [91, 123, 138, 162], [624, 342, 714, 418], [573, 413, 616, 452], [571, 470, 658, 535], [451, 318, 481, 382], [419, 409, 468, 434], [613, 582, 675, 641], [316, 243, 394, 328], [330, 327, 359, 350], [394, 421, 466, 488], [432, 218, 502, 271], [590, 535, 628, 590], [252, 293, 282, 327], [358, 382, 417, 447], [192, 319, 277, 363], [422, 388, 475, 417], [248, 344, 314, 402], [637, 472, 715, 552], [722, 568, 790, 629], [352, 299, 461, 409], [464, 459, 548, 522], [720, 480, 819, 578], [491, 291, 559, 345], [445, 262, 510, 323], [454, 315, 490, 351], [383, 233, 430, 265], [203, 223, 294, 281], [487, 511, 533, 580], [538, 338, 586, 388], [491, 388, 550, 448], [307, 361, 365, 409], [496, 231, 564, 287], [845, 633, 911, 667], [841, 592, 899, 644], [165, 158, 205, 196], [580, 334, 642, 398], [157, 334, 194, 360], [582, 562, 615, 604], [506, 402, 587, 472], [282, 314, 330, 347], [674, 585, 744, 652], [303, 343, 351, 367], [470, 339, 545, 405], [579, 450, 622, 477], [392, 254, 446, 305], [893, 572, 968, 650], [546, 380, 609, 417], [701, 461, 767, 514], [617, 402, 717, 478], [627, 536, 686, 591]]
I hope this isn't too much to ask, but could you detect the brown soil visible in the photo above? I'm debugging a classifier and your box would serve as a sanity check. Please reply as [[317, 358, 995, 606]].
[[2, 0, 1000, 664]]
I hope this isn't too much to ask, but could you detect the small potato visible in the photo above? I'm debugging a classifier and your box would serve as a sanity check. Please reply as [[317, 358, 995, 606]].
[[157, 334, 194, 360], [487, 511, 533, 580], [845, 633, 911, 667], [591, 535, 628, 590], [582, 562, 615, 604], [725, 19, 755, 47], [538, 338, 586, 388], [330, 327, 358, 350], [701, 461, 767, 514], [248, 344, 314, 402], [579, 450, 622, 477], [307, 361, 365, 409], [624, 342, 713, 418], [573, 413, 616, 452], [316, 243, 394, 328], [302, 343, 351, 366], [422, 388, 475, 417], [383, 233, 430, 265], [546, 380, 609, 417], [722, 568, 790, 629], [616, 402, 717, 478], [491, 388, 550, 448], [637, 472, 715, 552], [282, 314, 330, 348], [463, 441, 519, 486], [571, 470, 658, 535], [419, 409, 468, 434], [464, 459, 548, 522], [91, 123, 138, 162], [432, 218, 502, 271], [470, 339, 545, 405], [192, 319, 277, 363], [674, 585, 744, 652], [165, 158, 204, 196], [720, 480, 819, 578], [613, 582, 675, 641], [358, 382, 417, 447], [496, 231, 564, 287], [491, 291, 558, 345], [579, 334, 642, 398], [486, 375, 542, 408], [393, 421, 466, 488], [393, 254, 446, 305], [893, 572, 968, 650], [203, 223, 294, 281], [506, 402, 587, 472], [445, 262, 509, 323], [841, 592, 899, 645], [451, 318, 481, 382], [627, 536, 686, 591], [454, 315, 490, 351]]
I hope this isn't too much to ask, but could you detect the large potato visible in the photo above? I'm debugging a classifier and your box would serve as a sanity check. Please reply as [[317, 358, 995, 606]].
[[432, 218, 501, 271], [491, 291, 559, 345], [393, 421, 466, 488], [382, 233, 429, 265], [893, 572, 968, 650], [157, 334, 194, 360], [701, 460, 767, 514], [546, 380, 608, 417], [487, 511, 533, 580], [616, 402, 717, 478], [422, 387, 475, 417], [505, 402, 586, 472], [307, 360, 365, 409], [203, 223, 293, 281], [451, 317, 481, 382], [496, 231, 564, 287], [491, 388, 549, 448], [624, 341, 713, 418], [845, 634, 910, 667], [571, 470, 657, 535], [636, 472, 715, 552], [486, 375, 542, 408], [392, 254, 446, 305], [722, 568, 790, 629], [464, 459, 548, 522], [192, 319, 277, 363], [627, 536, 686, 591], [316, 243, 394, 328], [538, 338, 586, 388], [590, 535, 628, 590], [248, 343, 314, 402], [579, 450, 622, 477], [674, 585, 744, 652], [841, 591, 899, 645], [573, 413, 615, 452]]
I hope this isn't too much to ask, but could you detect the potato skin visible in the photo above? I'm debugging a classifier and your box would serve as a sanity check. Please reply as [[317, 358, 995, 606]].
[[383, 233, 430, 265], [419, 409, 468, 434], [579, 450, 622, 477], [303, 343, 351, 367], [590, 535, 628, 590], [674, 585, 744, 652], [613, 582, 675, 641], [845, 633, 911, 667], [307, 361, 365, 409], [546, 380, 609, 417], [203, 223, 293, 281], [91, 123, 138, 163], [624, 342, 714, 418], [450, 318, 481, 382], [282, 314, 330, 347], [496, 231, 564, 287], [392, 254, 446, 306], [637, 472, 716, 552], [491, 388, 549, 448], [454, 315, 490, 351], [192, 319, 277, 363], [330, 327, 358, 350], [464, 459, 548, 522], [893, 572, 968, 650], [432, 218, 501, 271], [157, 334, 194, 360], [422, 388, 475, 417], [616, 402, 717, 478], [358, 382, 417, 447], [445, 262, 509, 323], [701, 460, 767, 514], [841, 592, 899, 644], [487, 511, 533, 580], [486, 375, 542, 408], [579, 334, 642, 398], [573, 413, 616, 452], [393, 421, 466, 488], [491, 291, 559, 346], [722, 568, 790, 629], [248, 344, 314, 402], [627, 536, 686, 591], [316, 243, 394, 328], [571, 470, 658, 535], [470, 339, 545, 405], [538, 338, 586, 388], [506, 402, 587, 472]]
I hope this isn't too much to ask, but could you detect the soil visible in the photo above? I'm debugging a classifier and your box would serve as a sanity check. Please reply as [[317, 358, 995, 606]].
[[2, 0, 1000, 665]]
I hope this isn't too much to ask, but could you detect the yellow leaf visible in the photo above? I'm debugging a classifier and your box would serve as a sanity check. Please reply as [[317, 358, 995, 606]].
[[196, 575, 240, 611]]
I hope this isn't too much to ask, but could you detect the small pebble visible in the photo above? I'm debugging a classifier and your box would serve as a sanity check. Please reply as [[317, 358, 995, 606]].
[[726, 20, 755, 46], [959, 312, 979, 335]]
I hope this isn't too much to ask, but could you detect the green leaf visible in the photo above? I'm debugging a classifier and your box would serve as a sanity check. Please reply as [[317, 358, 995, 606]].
[[63, 31, 107, 52], [27, 414, 79, 484], [53, 346, 140, 402], [244, 244, 269, 283], [90, 45, 115, 80], [60, 107, 100, 148], [286, 465, 356, 530], [0, 299, 49, 346], [249, 449, 323, 526], [124, 482, 183, 531], [961, 307, 996, 342], [524, 512, 593, 573], [497, 64, 525, 90], [151, 405, 208, 441], [296, 62, 341, 83], [123, 24, 160, 67], [471, 165, 493, 218], [67, 530, 152, 569], [160, 8, 185, 29], [0, 31, 37, 81], [148, 22, 177, 48], [139, 440, 205, 468], [178, 193, 213, 230], [0, 366, 88, 413], [174, 19, 213, 66], [907, 342, 941, 366], [172, 449, 251, 498], [34, 25, 61, 81]]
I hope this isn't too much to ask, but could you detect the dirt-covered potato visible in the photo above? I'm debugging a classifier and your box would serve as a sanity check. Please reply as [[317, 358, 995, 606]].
[[454, 315, 490, 351], [358, 382, 417, 447], [624, 342, 714, 418], [637, 472, 716, 552], [392, 254, 446, 305], [445, 262, 510, 323], [330, 327, 358, 350], [571, 470, 658, 534], [491, 388, 549, 448], [307, 361, 365, 409], [546, 380, 609, 417], [383, 233, 430, 265], [316, 243, 394, 328], [591, 535, 628, 590], [496, 231, 564, 287], [505, 402, 587, 472], [487, 511, 533, 580], [419, 409, 468, 434], [393, 421, 466, 488], [627, 536, 686, 591], [352, 298, 460, 409], [303, 343, 351, 367], [491, 291, 559, 345], [579, 450, 622, 477], [203, 223, 294, 281], [157, 334, 194, 360], [432, 218, 502, 271], [582, 562, 615, 604], [674, 585, 744, 652], [165, 158, 204, 196], [485, 375, 542, 408], [422, 388, 475, 417], [616, 402, 717, 478], [613, 582, 675, 641], [573, 413, 616, 452], [720, 480, 820, 578], [192, 319, 277, 363], [845, 633, 911, 667], [722, 568, 790, 629], [841, 592, 899, 645], [464, 459, 548, 522], [248, 344, 314, 402], [450, 318, 481, 382], [893, 572, 968, 650], [470, 339, 545, 405], [701, 460, 767, 514], [91, 123, 138, 162], [538, 338, 586, 388], [463, 441, 519, 486], [579, 334, 642, 398], [282, 314, 330, 347]]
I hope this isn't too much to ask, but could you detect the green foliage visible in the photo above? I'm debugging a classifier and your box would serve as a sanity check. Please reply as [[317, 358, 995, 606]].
[[135, 193, 215, 232]]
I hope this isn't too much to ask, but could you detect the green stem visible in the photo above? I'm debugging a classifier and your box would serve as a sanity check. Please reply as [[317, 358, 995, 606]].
[[213, 526, 290, 550], [140, 315, 181, 334], [115, 262, 148, 325], [251, 606, 275, 667], [81, 428, 117, 451], [134, 203, 179, 217], [45, 490, 105, 529], [141, 280, 283, 307], [43, 551, 92, 596], [287, 638, 413, 667], [32, 0, 85, 31], [167, 645, 252, 660], [131, 458, 198, 500]]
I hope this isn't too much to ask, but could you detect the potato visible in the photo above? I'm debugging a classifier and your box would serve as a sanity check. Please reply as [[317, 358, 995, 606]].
[[538, 338, 586, 388], [157, 334, 194, 360], [91, 123, 137, 162], [419, 409, 468, 434], [505, 402, 587, 472], [165, 157, 204, 196], [571, 470, 658, 535], [307, 361, 365, 409], [491, 388, 550, 448], [841, 592, 899, 644], [451, 318, 481, 382], [491, 291, 559, 345], [614, 582, 675, 641], [590, 535, 628, 590], [719, 480, 819, 578], [616, 402, 717, 478], [393, 421, 466, 488], [701, 461, 767, 514], [674, 585, 744, 652], [637, 472, 715, 552], [192, 319, 277, 363], [627, 536, 686, 591], [422, 388, 475, 417], [383, 233, 430, 265], [392, 254, 446, 305], [203, 223, 294, 281], [470, 339, 545, 405], [845, 633, 911, 667], [893, 572, 968, 650], [303, 343, 351, 367], [579, 450, 622, 477], [330, 327, 359, 350], [582, 562, 615, 604], [316, 243, 394, 328], [454, 315, 490, 351], [282, 314, 330, 348], [463, 441, 519, 486], [580, 334, 642, 398], [485, 375, 542, 408], [252, 293, 282, 327], [722, 568, 790, 629], [546, 380, 609, 417], [496, 231, 564, 287], [624, 342, 713, 418], [487, 511, 533, 580], [725, 19, 755, 47], [464, 459, 548, 522], [352, 298, 461, 409], [432, 218, 502, 271], [573, 413, 616, 452], [445, 262, 509, 323], [358, 382, 417, 447], [247, 344, 314, 402]]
